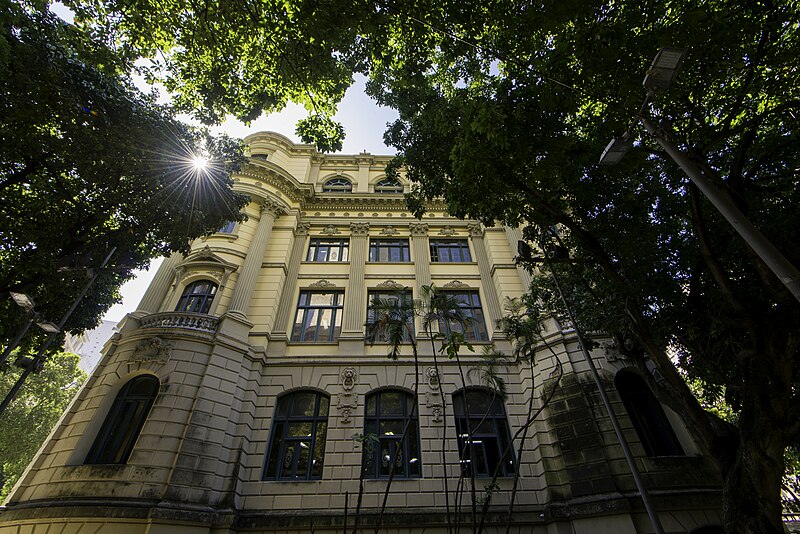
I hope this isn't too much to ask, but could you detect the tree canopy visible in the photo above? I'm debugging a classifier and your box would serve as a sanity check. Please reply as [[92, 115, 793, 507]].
[[0, 1, 248, 352]]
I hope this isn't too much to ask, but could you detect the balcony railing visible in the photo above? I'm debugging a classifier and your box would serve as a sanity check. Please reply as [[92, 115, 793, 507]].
[[139, 312, 219, 333]]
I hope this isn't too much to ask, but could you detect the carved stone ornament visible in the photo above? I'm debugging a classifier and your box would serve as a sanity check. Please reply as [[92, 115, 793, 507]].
[[438, 225, 457, 236], [599, 339, 625, 362], [130, 336, 172, 363], [337, 393, 357, 424], [409, 222, 429, 237], [321, 225, 341, 235], [425, 393, 443, 423], [376, 280, 404, 290], [261, 198, 288, 217], [467, 223, 484, 237], [198, 245, 214, 259], [443, 280, 470, 289], [309, 279, 336, 289], [294, 221, 311, 236], [341, 367, 358, 391], [425, 367, 441, 390], [350, 222, 370, 236], [380, 225, 399, 236]]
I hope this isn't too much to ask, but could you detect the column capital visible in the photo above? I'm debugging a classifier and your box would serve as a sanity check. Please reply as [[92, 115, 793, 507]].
[[409, 222, 429, 237], [350, 222, 370, 236], [294, 221, 311, 237], [261, 197, 288, 217], [467, 222, 484, 238]]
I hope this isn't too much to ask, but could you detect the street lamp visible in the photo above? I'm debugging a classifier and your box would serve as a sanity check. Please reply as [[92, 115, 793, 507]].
[[0, 292, 61, 367], [600, 48, 800, 303]]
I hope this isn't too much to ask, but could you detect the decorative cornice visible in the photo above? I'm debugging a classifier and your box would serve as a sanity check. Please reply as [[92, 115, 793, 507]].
[[350, 222, 370, 236], [409, 222, 429, 237]]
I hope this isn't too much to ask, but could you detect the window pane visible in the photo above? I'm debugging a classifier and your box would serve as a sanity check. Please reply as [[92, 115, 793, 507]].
[[265, 391, 330, 480], [312, 422, 327, 477], [381, 391, 404, 415]]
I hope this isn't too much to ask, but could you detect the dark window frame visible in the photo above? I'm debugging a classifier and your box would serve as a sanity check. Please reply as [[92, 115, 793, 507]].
[[368, 239, 410, 262], [615, 371, 684, 456], [176, 280, 218, 314], [363, 390, 421, 479], [430, 239, 472, 262], [85, 375, 159, 465], [374, 178, 404, 194], [437, 290, 489, 341], [263, 390, 330, 480], [307, 238, 350, 262], [367, 290, 415, 342], [291, 291, 344, 342], [452, 388, 515, 477], [322, 178, 353, 193]]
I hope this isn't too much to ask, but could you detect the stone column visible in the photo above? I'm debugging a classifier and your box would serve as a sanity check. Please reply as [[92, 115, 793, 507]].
[[227, 198, 286, 319], [341, 222, 369, 337], [271, 220, 311, 338], [410, 222, 432, 338], [468, 223, 504, 337], [135, 253, 183, 314], [504, 226, 533, 290]]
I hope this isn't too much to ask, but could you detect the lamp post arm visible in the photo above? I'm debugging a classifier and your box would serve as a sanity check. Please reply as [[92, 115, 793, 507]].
[[639, 115, 800, 304]]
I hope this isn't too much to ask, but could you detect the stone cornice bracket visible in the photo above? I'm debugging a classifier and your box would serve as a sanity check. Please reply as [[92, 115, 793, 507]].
[[467, 222, 484, 237], [409, 222, 429, 236], [438, 225, 457, 236], [260, 197, 289, 217], [350, 222, 370, 236], [294, 221, 311, 237], [321, 224, 341, 235]]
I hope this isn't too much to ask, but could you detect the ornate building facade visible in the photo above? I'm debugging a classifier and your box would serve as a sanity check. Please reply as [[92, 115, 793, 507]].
[[0, 132, 722, 533]]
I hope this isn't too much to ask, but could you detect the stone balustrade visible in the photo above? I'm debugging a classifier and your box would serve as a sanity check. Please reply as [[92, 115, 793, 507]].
[[139, 312, 219, 333]]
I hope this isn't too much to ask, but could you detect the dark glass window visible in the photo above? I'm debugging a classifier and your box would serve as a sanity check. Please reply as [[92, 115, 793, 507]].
[[369, 239, 410, 262], [264, 391, 330, 480], [291, 291, 344, 342], [307, 238, 349, 262], [367, 290, 414, 342], [176, 280, 218, 314], [430, 239, 472, 262], [437, 291, 489, 341], [374, 178, 403, 194], [452, 389, 515, 477], [363, 390, 421, 478], [218, 221, 236, 234], [615, 371, 684, 456], [85, 375, 159, 464], [322, 178, 352, 193]]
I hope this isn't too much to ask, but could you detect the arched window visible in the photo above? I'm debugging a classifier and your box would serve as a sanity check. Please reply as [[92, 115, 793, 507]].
[[374, 178, 403, 194], [175, 280, 218, 314], [452, 388, 515, 477], [85, 375, 159, 464], [322, 178, 352, 193], [263, 390, 330, 480], [363, 389, 421, 478], [615, 370, 684, 456], [217, 220, 236, 234]]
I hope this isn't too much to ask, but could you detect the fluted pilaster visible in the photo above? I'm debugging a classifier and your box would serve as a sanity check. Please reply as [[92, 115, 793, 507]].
[[468, 223, 503, 336], [271, 221, 311, 337], [228, 199, 286, 318], [135, 253, 183, 314], [341, 222, 369, 336]]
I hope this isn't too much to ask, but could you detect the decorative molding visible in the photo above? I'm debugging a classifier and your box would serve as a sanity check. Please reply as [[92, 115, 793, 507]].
[[350, 222, 370, 236], [379, 225, 399, 236], [443, 280, 470, 289], [467, 223, 484, 238], [425, 392, 443, 424], [599, 339, 626, 362], [309, 279, 337, 288], [294, 221, 311, 236], [261, 197, 288, 217], [409, 222, 429, 237], [426, 367, 441, 390], [321, 224, 341, 235], [337, 393, 357, 424], [438, 225, 457, 236], [130, 336, 172, 363], [197, 245, 214, 259], [376, 280, 404, 290], [341, 367, 358, 391]]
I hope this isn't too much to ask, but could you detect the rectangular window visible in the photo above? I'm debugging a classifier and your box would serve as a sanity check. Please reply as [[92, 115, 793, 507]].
[[437, 291, 489, 341], [367, 290, 414, 342], [369, 239, 410, 262], [307, 238, 349, 262], [430, 239, 471, 262], [291, 291, 344, 342]]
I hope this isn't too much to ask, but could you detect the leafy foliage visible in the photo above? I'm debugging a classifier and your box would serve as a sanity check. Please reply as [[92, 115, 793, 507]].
[[0, 3, 248, 353], [0, 351, 86, 500]]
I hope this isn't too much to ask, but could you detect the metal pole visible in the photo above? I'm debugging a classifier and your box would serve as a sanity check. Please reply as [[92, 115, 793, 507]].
[[639, 115, 800, 303], [0, 248, 117, 417], [545, 257, 666, 534]]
